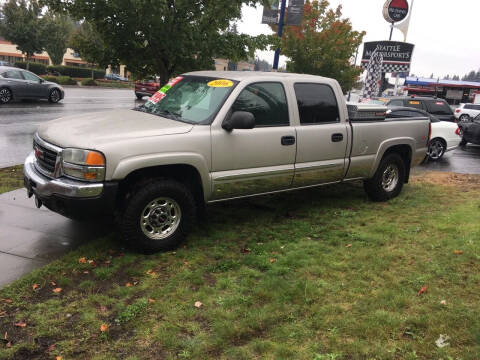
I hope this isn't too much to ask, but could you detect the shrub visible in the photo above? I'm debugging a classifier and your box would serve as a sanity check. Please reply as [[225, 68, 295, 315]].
[[44, 76, 77, 85], [41, 76, 58, 82], [14, 62, 47, 75], [47, 65, 105, 79], [81, 78, 97, 86]]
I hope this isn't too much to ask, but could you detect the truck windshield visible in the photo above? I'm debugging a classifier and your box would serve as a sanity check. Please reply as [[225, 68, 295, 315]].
[[135, 76, 237, 124]]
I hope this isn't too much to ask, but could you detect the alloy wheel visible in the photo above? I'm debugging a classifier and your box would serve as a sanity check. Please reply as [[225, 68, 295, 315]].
[[381, 164, 399, 192], [0, 88, 12, 103], [140, 197, 182, 240], [428, 139, 445, 160]]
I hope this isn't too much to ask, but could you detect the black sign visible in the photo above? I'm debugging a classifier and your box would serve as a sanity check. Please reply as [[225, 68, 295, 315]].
[[286, 0, 304, 26], [383, 0, 409, 23], [362, 41, 414, 63], [262, 0, 279, 24]]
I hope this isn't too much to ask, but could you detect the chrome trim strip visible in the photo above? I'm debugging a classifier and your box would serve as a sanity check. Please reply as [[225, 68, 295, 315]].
[[33, 133, 63, 178], [24, 152, 103, 198], [33, 133, 62, 153]]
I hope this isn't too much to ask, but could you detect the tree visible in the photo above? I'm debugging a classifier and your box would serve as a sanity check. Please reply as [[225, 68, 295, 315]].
[[44, 0, 274, 85], [42, 12, 74, 65], [0, 0, 45, 69], [279, 0, 365, 92]]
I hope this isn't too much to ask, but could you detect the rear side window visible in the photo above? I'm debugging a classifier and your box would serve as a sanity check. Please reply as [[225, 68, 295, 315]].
[[294, 83, 339, 124], [2, 70, 23, 80], [388, 110, 424, 118], [425, 100, 453, 115], [465, 104, 480, 110], [405, 100, 424, 110], [232, 82, 289, 127], [388, 100, 403, 107]]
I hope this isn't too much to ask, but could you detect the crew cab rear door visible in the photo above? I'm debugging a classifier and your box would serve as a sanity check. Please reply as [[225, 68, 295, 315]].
[[291, 82, 349, 187]]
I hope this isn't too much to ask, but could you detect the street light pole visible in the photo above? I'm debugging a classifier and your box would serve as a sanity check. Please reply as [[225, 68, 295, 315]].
[[273, 0, 287, 70]]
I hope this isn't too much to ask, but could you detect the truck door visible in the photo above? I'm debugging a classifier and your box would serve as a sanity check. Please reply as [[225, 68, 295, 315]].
[[292, 83, 349, 187], [210, 82, 296, 200]]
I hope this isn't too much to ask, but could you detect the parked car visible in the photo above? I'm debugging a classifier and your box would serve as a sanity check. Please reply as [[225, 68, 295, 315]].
[[386, 96, 456, 122], [24, 71, 430, 253], [454, 103, 480, 122], [0, 66, 64, 104], [458, 114, 480, 146], [134, 77, 159, 99], [0, 61, 13, 66], [104, 73, 128, 82], [386, 107, 461, 161]]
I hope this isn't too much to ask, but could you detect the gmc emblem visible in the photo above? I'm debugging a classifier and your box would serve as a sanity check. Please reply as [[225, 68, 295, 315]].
[[34, 146, 44, 160]]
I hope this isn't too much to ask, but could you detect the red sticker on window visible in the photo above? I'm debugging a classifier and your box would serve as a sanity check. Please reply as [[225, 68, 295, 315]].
[[148, 92, 166, 104], [435, 102, 444, 105]]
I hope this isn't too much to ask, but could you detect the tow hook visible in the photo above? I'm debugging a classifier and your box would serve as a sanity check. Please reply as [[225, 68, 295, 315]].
[[34, 196, 42, 209]]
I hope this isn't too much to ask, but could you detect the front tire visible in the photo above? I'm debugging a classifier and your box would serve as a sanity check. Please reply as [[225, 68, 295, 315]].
[[427, 138, 446, 161], [364, 153, 406, 202], [0, 87, 12, 104], [121, 179, 196, 254], [459, 114, 470, 123], [48, 88, 61, 103]]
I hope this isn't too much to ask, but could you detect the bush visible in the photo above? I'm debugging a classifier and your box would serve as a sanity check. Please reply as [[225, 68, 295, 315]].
[[41, 76, 58, 82], [14, 62, 47, 75], [81, 78, 97, 86], [42, 76, 77, 85], [47, 65, 105, 79]]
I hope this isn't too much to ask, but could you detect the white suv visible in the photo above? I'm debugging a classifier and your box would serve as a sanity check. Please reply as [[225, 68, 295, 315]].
[[455, 103, 480, 122]]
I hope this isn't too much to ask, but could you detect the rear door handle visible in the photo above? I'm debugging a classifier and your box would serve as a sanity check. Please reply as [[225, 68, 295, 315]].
[[331, 133, 343, 142], [281, 136, 296, 146]]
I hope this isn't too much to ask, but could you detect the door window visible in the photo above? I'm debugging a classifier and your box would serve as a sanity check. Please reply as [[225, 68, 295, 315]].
[[2, 70, 23, 80], [231, 82, 289, 127], [22, 71, 41, 82], [294, 83, 339, 124]]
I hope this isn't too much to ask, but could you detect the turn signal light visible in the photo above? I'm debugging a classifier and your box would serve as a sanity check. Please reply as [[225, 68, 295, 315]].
[[86, 151, 105, 166]]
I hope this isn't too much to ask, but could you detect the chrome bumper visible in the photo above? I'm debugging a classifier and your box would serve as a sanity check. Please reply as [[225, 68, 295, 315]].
[[24, 152, 103, 198]]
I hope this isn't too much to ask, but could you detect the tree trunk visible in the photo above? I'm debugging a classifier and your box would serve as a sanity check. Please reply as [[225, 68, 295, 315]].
[[26, 56, 30, 71], [157, 60, 170, 87]]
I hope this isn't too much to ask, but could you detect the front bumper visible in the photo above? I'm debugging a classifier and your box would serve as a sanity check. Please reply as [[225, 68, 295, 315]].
[[24, 152, 118, 219]]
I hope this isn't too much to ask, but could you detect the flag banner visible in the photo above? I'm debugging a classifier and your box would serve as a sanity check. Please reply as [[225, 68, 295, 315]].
[[362, 49, 384, 99], [286, 0, 305, 25], [262, 0, 280, 24]]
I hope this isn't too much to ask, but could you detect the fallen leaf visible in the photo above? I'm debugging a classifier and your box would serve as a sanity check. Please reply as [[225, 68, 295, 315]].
[[100, 323, 108, 332], [417, 286, 428, 296], [56, 356, 62, 360], [0, 311, 6, 317], [440, 300, 447, 305], [133, 281, 139, 286], [241, 248, 251, 254], [47, 343, 56, 352], [87, 260, 97, 267], [6, 341, 11, 348], [104, 260, 111, 265], [194, 301, 203, 308], [14, 321, 27, 327], [4, 332, 7, 340], [183, 261, 189, 265], [435, 334, 450, 348], [78, 257, 87, 264], [345, 244, 353, 248], [52, 288, 62, 293], [269, 258, 277, 264], [32, 283, 40, 290], [1, 299, 12, 303], [125, 282, 132, 287], [271, 251, 280, 255], [148, 298, 156, 304], [99, 306, 107, 314], [453, 250, 463, 255], [50, 281, 56, 286], [83, 271, 89, 274]]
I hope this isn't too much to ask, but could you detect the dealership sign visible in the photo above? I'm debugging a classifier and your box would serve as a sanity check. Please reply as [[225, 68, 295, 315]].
[[361, 41, 415, 73], [383, 0, 409, 23]]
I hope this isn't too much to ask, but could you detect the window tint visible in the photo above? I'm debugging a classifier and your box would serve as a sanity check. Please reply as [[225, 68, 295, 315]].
[[405, 100, 424, 110], [232, 82, 289, 127], [465, 104, 480, 111], [425, 100, 453, 115], [294, 83, 339, 124], [388, 100, 403, 107], [2, 70, 23, 80], [22, 71, 40, 82], [465, 104, 474, 110], [388, 110, 424, 118]]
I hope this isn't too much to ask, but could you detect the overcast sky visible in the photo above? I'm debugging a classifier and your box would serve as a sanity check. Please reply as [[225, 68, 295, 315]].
[[237, 0, 480, 78]]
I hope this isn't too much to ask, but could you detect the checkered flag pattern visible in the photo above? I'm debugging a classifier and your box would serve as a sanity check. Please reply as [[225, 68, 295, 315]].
[[361, 62, 411, 73], [362, 49, 384, 99]]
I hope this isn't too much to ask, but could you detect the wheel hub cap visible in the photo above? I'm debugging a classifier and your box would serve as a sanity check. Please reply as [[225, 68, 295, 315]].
[[428, 140, 444, 159], [140, 197, 181, 240], [382, 164, 399, 192], [0, 89, 11, 103]]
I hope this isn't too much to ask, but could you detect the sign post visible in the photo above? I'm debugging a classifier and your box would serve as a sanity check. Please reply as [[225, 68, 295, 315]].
[[273, 0, 287, 70]]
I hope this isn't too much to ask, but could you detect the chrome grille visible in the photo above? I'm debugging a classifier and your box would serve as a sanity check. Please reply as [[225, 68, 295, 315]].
[[33, 137, 59, 176]]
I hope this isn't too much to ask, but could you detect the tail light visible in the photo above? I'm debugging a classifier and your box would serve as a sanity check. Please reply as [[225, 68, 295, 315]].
[[455, 127, 461, 136], [455, 109, 461, 113]]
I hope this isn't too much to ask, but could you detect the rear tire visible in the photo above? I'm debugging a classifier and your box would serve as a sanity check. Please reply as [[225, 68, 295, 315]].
[[427, 138, 446, 161], [459, 114, 470, 122], [0, 87, 12, 104], [48, 88, 61, 103], [135, 93, 143, 100], [364, 153, 406, 202], [121, 179, 196, 254]]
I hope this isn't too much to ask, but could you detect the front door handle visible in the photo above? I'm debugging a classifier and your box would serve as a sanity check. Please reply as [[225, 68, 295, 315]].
[[331, 133, 343, 142], [281, 136, 296, 146]]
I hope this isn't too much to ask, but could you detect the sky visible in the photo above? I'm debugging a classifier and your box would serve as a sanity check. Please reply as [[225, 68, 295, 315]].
[[237, 0, 480, 78]]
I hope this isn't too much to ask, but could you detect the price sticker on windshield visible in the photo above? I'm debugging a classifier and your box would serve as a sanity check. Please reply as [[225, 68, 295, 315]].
[[147, 76, 184, 104], [208, 79, 233, 88]]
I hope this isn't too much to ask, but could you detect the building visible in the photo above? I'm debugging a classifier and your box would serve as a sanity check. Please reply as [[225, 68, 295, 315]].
[[405, 77, 480, 105], [214, 58, 254, 72]]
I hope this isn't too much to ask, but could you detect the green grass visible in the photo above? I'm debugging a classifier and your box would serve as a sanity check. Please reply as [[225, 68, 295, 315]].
[[0, 174, 479, 359], [0, 165, 23, 194]]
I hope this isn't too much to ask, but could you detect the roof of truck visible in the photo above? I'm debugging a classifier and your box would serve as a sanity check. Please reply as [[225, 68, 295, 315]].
[[184, 70, 336, 83]]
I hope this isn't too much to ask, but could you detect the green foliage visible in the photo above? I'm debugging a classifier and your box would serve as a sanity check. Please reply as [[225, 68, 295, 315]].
[[44, 0, 275, 85], [14, 61, 47, 75], [47, 65, 105, 79], [51, 76, 77, 85], [81, 78, 97, 86], [117, 298, 148, 323], [0, 0, 45, 64], [42, 12, 74, 65], [281, 0, 365, 92]]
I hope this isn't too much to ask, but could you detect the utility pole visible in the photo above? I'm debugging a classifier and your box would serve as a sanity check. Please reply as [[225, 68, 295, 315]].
[[272, 0, 287, 70]]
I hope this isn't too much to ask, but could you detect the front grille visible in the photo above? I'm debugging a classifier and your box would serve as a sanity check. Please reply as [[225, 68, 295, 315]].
[[33, 140, 58, 174]]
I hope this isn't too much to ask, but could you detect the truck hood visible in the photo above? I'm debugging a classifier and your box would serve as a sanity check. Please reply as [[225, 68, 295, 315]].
[[37, 109, 194, 149]]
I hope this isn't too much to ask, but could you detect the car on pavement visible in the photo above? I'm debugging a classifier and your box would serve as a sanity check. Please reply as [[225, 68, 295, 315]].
[[0, 61, 13, 66], [0, 66, 64, 104], [454, 103, 480, 122], [134, 77, 159, 99], [386, 107, 461, 161], [458, 114, 480, 146], [386, 96, 456, 122], [104, 73, 128, 82], [24, 71, 430, 253]]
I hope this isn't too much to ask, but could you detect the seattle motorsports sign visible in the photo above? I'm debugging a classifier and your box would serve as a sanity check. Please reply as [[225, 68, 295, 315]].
[[361, 41, 415, 73], [383, 0, 409, 23]]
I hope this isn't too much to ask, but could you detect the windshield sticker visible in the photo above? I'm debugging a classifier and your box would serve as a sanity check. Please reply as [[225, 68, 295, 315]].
[[147, 76, 184, 104], [207, 79, 233, 88], [409, 101, 420, 105]]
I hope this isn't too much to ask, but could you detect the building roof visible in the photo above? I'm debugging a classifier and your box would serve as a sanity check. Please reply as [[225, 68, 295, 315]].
[[405, 76, 480, 89]]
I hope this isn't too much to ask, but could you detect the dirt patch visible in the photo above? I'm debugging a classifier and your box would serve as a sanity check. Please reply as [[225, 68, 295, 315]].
[[412, 172, 480, 189]]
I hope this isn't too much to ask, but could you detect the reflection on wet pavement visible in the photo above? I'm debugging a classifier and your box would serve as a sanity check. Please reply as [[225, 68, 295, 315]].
[[416, 145, 480, 175]]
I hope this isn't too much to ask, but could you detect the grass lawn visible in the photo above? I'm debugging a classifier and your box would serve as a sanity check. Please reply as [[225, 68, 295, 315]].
[[0, 172, 479, 359], [0, 165, 24, 195]]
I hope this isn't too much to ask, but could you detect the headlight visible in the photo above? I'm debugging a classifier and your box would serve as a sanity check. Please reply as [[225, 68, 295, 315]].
[[62, 149, 106, 182]]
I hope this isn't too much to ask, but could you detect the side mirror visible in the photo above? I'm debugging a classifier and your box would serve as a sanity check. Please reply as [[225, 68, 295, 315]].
[[39, 79, 44, 83], [222, 111, 255, 132]]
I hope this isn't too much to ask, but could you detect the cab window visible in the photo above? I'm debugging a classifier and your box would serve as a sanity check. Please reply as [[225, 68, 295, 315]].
[[294, 83, 340, 124]]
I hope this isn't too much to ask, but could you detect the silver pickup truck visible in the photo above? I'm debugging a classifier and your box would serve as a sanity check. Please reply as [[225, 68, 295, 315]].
[[24, 71, 430, 253]]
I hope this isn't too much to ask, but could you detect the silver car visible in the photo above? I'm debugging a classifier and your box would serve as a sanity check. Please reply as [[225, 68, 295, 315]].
[[0, 66, 65, 104]]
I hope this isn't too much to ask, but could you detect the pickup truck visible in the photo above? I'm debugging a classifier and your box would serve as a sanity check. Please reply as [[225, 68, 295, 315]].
[[24, 71, 430, 253]]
